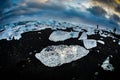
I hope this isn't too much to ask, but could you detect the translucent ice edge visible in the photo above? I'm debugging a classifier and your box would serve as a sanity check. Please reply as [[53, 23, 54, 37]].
[[35, 45, 89, 67]]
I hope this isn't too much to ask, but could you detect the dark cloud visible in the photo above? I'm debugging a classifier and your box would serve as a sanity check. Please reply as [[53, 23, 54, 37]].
[[92, 0, 112, 3], [92, 0, 120, 13], [0, 0, 11, 15], [0, 0, 22, 19], [87, 6, 107, 17], [1, 0, 86, 21], [0, 0, 11, 9], [115, 6, 120, 12], [110, 14, 120, 22]]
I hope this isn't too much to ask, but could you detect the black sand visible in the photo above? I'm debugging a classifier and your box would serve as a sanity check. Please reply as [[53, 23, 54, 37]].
[[0, 28, 120, 80]]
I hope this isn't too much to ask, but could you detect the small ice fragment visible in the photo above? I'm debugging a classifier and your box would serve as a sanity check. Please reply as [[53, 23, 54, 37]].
[[39, 37, 41, 39], [83, 39, 97, 49], [14, 34, 22, 40], [97, 40, 105, 44], [110, 55, 113, 58], [78, 32, 87, 40], [118, 40, 120, 45], [100, 37, 104, 40], [97, 50, 99, 53], [101, 57, 114, 71], [94, 72, 99, 75], [38, 32, 41, 34], [113, 40, 116, 42], [100, 34, 107, 37], [29, 52, 32, 55]]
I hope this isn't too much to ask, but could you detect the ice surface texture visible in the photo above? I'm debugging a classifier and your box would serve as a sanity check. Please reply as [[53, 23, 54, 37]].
[[49, 31, 79, 42], [35, 45, 89, 67]]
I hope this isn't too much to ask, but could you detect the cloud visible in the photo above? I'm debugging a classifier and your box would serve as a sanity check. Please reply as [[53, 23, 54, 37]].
[[26, 1, 65, 11], [87, 6, 107, 17], [110, 14, 120, 22], [91, 0, 120, 16], [32, 0, 48, 3], [0, 0, 11, 15]]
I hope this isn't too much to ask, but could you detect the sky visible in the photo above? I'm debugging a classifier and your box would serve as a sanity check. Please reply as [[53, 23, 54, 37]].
[[0, 0, 120, 30]]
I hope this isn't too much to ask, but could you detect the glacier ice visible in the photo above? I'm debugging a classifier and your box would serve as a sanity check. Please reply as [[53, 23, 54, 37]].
[[0, 22, 51, 40], [0, 20, 119, 41], [97, 40, 105, 44], [101, 57, 114, 71], [78, 32, 87, 40], [35, 45, 89, 67], [49, 31, 79, 42], [70, 32, 79, 38], [49, 31, 71, 42], [83, 39, 97, 49]]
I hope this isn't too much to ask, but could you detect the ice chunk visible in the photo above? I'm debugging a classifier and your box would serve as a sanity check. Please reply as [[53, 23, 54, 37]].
[[86, 28, 95, 35], [99, 30, 107, 37], [101, 57, 114, 71], [49, 31, 71, 42], [78, 32, 87, 40], [118, 40, 120, 45], [83, 39, 97, 49], [94, 72, 99, 75], [49, 31, 79, 42], [35, 45, 89, 67], [97, 40, 105, 44], [101, 34, 107, 37], [113, 40, 116, 42]]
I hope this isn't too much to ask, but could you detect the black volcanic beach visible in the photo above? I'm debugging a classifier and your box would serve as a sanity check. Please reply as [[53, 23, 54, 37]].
[[1, 0, 120, 80], [0, 28, 120, 80]]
